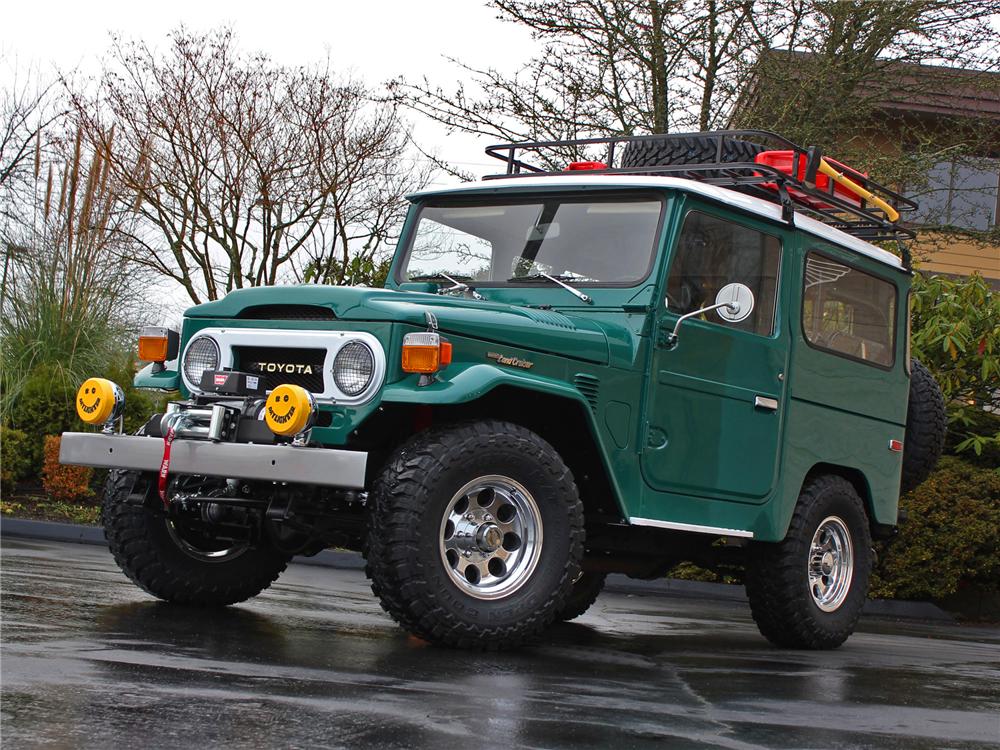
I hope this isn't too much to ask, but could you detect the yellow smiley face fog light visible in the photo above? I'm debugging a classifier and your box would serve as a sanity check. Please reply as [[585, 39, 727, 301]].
[[264, 384, 316, 437], [76, 378, 125, 426]]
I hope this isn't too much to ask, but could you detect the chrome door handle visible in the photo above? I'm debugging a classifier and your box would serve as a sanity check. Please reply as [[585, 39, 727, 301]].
[[754, 396, 778, 411]]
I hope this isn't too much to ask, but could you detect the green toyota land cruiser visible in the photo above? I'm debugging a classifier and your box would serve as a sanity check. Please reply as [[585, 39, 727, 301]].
[[61, 131, 945, 650]]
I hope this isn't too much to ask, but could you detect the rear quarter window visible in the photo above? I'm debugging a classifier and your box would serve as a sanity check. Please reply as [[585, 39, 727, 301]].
[[802, 252, 897, 369]]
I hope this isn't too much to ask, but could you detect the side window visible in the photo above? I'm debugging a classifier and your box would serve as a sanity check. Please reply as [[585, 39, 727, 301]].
[[802, 252, 897, 368], [666, 211, 781, 336]]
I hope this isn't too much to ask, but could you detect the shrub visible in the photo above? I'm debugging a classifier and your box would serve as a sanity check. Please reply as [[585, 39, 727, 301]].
[[1, 427, 34, 494], [7, 366, 77, 471], [4, 360, 169, 483], [871, 456, 1000, 601], [945, 410, 1000, 470], [910, 272, 1000, 457], [40, 435, 93, 502]]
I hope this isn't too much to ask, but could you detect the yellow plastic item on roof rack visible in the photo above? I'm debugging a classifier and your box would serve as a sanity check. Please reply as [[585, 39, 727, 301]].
[[817, 159, 900, 222]]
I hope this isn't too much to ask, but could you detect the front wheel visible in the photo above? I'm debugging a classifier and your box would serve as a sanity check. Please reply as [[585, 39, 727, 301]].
[[744, 475, 872, 649], [102, 470, 290, 605], [365, 421, 585, 649], [556, 572, 607, 621]]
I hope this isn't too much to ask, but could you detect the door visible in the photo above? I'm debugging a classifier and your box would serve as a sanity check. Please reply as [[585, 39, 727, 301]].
[[641, 208, 788, 503]]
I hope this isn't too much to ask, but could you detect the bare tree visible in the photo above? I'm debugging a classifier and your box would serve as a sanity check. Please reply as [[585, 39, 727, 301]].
[[733, 2, 1000, 146], [391, 0, 999, 161], [1, 57, 70, 310], [391, 0, 803, 159], [72, 28, 430, 304], [0, 60, 64, 197]]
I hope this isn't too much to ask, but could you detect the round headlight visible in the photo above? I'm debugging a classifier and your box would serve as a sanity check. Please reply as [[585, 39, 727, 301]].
[[333, 341, 374, 396], [183, 336, 220, 387]]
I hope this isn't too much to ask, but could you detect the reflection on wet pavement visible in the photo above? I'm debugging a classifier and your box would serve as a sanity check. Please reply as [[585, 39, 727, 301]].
[[2, 538, 998, 749]]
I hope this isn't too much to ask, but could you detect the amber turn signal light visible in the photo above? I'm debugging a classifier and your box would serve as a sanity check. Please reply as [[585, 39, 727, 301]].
[[138, 326, 180, 363], [401, 332, 452, 374]]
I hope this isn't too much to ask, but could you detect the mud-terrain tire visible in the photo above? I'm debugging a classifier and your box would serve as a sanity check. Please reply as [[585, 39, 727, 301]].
[[621, 134, 765, 170], [557, 571, 606, 621], [900, 359, 946, 494], [744, 475, 872, 649], [365, 421, 585, 649], [102, 470, 290, 605]]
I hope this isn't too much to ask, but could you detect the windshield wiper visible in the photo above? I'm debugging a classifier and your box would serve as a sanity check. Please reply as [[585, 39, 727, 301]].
[[409, 273, 484, 300], [507, 273, 593, 304]]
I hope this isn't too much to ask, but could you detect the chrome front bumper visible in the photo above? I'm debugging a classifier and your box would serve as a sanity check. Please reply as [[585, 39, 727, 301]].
[[59, 432, 368, 489]]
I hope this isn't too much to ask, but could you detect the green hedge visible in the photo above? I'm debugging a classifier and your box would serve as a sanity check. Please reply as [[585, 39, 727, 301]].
[[871, 456, 1000, 600], [3, 363, 167, 486], [0, 427, 34, 493]]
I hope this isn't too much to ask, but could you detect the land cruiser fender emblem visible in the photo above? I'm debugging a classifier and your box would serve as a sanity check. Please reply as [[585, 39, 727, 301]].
[[487, 351, 534, 369]]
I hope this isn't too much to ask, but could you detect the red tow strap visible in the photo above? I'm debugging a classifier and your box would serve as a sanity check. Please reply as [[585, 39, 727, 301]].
[[158, 424, 177, 507]]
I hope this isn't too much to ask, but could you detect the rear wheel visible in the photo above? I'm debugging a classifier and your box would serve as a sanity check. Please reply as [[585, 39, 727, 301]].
[[102, 470, 290, 605], [365, 421, 585, 649], [744, 475, 872, 649]]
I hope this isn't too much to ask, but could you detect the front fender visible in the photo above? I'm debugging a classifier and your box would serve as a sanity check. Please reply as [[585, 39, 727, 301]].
[[381, 363, 632, 519], [134, 361, 180, 390], [380, 363, 587, 406]]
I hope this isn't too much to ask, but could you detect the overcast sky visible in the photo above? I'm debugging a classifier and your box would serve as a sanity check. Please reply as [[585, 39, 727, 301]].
[[1, 0, 535, 185], [1, 0, 544, 318]]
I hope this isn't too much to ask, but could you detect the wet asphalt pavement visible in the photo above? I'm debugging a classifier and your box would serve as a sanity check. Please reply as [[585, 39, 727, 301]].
[[2, 538, 999, 750]]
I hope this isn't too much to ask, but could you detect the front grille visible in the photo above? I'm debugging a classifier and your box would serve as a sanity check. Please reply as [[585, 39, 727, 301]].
[[234, 346, 326, 393], [237, 305, 336, 320]]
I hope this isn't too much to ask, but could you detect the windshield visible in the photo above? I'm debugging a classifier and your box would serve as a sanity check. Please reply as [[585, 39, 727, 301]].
[[398, 195, 663, 286]]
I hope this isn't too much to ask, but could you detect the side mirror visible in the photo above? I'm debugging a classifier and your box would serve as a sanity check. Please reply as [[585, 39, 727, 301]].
[[664, 283, 755, 348], [715, 282, 754, 323]]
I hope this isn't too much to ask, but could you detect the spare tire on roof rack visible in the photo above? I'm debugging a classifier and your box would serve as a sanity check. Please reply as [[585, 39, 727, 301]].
[[620, 134, 766, 172]]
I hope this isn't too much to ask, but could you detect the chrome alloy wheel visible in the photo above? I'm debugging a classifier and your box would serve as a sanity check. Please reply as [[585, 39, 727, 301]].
[[439, 475, 543, 601], [166, 520, 249, 563], [808, 515, 854, 612]]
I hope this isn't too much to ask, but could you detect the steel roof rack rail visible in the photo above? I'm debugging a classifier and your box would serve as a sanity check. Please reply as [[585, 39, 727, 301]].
[[482, 130, 918, 260]]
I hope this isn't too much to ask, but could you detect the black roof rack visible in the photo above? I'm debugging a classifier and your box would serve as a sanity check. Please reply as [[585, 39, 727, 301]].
[[483, 130, 917, 262]]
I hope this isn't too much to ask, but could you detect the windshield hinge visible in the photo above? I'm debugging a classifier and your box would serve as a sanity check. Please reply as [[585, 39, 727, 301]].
[[777, 180, 795, 225]]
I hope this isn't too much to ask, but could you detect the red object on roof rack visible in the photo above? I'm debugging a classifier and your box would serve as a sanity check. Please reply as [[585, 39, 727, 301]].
[[565, 161, 608, 171], [754, 150, 868, 210]]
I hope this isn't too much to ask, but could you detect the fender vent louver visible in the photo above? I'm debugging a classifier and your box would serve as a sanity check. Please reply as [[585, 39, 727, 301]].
[[237, 305, 336, 320], [573, 374, 600, 412]]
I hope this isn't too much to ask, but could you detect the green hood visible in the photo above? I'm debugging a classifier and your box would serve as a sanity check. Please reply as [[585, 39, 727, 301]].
[[185, 285, 611, 364]]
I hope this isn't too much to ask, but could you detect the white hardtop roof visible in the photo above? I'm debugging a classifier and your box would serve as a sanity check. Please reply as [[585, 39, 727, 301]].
[[409, 175, 904, 271]]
